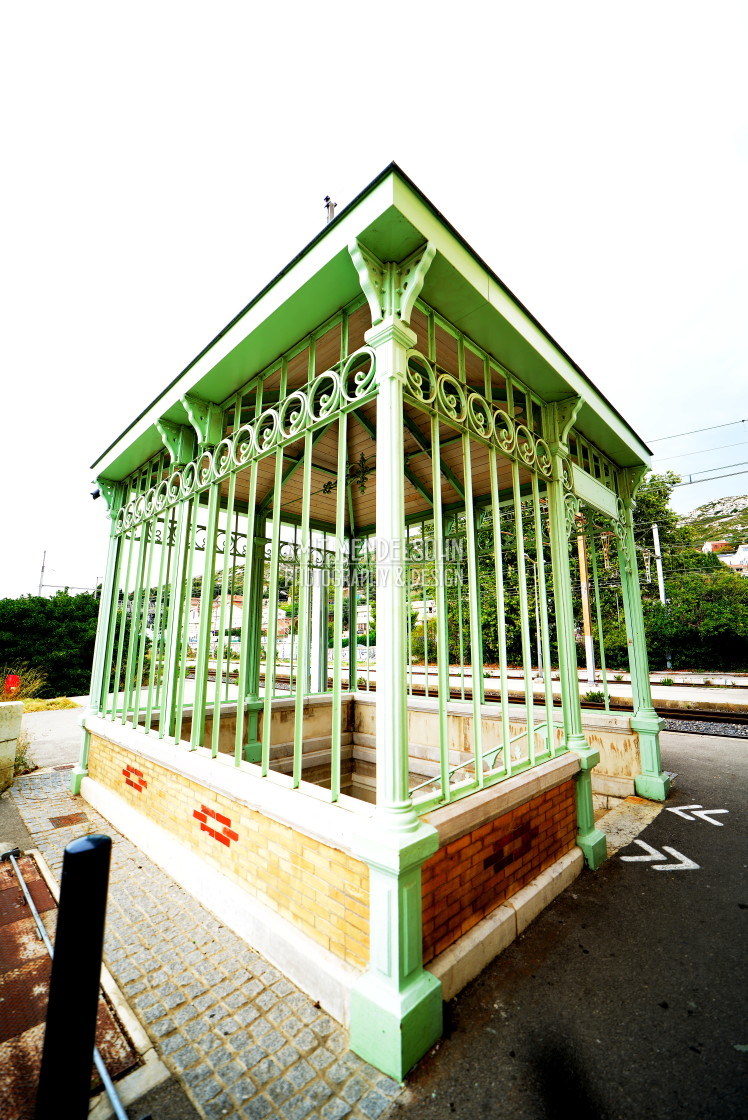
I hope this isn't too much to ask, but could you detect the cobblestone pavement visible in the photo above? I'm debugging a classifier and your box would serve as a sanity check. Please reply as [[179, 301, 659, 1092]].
[[11, 770, 402, 1120]]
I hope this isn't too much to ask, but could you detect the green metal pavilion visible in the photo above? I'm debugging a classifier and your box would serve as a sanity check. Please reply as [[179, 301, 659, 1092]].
[[73, 164, 670, 1078]]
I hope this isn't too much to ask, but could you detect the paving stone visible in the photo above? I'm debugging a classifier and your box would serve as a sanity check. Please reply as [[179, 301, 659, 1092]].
[[203, 1090, 234, 1119], [238, 1097, 273, 1120], [171, 1043, 201, 1070], [358, 1090, 390, 1119], [215, 1057, 244, 1085], [150, 1017, 177, 1039], [160, 1032, 189, 1056], [275, 1043, 301, 1070], [309, 1047, 335, 1072], [283, 1061, 313, 1088], [231, 1075, 257, 1103], [183, 1064, 212, 1088], [281, 1091, 315, 1120], [163, 990, 187, 1010], [320, 1100, 352, 1120], [294, 1028, 319, 1054], [374, 1075, 403, 1098], [341, 1075, 368, 1105], [183, 1018, 211, 1042], [192, 1075, 224, 1104], [308, 1080, 334, 1105], [252, 1057, 281, 1087], [265, 1075, 295, 1105], [172, 1003, 200, 1027], [234, 1005, 260, 1027]]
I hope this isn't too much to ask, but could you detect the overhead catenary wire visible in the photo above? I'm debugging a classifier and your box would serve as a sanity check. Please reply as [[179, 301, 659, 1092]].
[[646, 418, 747, 443], [652, 439, 748, 463]]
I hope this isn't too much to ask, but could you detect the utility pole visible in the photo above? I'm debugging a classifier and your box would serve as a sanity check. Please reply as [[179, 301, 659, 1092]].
[[576, 522, 596, 684], [38, 550, 46, 596], [651, 523, 672, 670]]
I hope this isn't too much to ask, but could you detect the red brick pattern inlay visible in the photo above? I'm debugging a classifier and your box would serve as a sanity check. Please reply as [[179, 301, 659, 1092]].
[[122, 765, 147, 793], [194, 805, 239, 847], [421, 779, 577, 963]]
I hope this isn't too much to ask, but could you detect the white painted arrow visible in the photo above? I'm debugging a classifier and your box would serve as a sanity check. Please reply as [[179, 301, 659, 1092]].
[[666, 804, 729, 826], [620, 839, 663, 861], [666, 805, 703, 820], [692, 808, 729, 826], [620, 839, 700, 870]]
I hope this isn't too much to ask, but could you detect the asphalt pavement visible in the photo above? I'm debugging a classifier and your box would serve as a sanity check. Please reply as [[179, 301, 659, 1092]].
[[385, 729, 747, 1120]]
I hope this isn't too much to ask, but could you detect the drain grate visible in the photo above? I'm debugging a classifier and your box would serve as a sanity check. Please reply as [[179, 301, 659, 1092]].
[[48, 813, 88, 829]]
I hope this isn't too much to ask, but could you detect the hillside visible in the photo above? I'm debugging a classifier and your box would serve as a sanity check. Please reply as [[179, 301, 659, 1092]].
[[678, 494, 748, 545]]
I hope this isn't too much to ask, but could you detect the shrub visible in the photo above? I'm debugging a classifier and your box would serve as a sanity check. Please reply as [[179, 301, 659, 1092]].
[[582, 690, 605, 703], [14, 729, 36, 776], [659, 677, 674, 686]]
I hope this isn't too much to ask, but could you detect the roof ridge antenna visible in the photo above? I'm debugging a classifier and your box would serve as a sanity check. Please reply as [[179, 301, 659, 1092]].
[[324, 195, 337, 225]]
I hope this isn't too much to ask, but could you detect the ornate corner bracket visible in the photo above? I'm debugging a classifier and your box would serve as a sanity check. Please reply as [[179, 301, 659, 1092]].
[[156, 418, 196, 467], [181, 394, 223, 451], [349, 239, 436, 325], [618, 464, 649, 505], [96, 476, 125, 516], [544, 397, 583, 451]]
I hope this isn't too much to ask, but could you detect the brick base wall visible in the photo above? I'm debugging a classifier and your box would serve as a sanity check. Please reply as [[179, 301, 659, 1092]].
[[421, 780, 577, 963], [87, 735, 370, 968]]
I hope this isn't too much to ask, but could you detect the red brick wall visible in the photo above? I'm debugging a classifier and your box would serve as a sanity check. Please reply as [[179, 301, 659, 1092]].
[[422, 779, 577, 963]]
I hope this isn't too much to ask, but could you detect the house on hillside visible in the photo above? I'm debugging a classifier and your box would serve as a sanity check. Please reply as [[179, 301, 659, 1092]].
[[717, 543, 748, 573], [72, 164, 670, 1079], [702, 540, 731, 553]]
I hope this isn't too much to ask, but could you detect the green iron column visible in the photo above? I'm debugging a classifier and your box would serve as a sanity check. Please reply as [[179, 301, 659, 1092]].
[[71, 478, 125, 796], [348, 311, 442, 1082], [615, 473, 670, 801], [242, 514, 266, 763], [544, 402, 607, 869]]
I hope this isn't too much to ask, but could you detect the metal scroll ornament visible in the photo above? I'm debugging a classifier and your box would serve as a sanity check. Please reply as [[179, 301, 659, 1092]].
[[403, 350, 552, 480], [114, 347, 377, 536]]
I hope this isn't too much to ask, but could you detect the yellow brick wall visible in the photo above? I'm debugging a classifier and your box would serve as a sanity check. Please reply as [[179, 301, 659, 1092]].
[[88, 735, 370, 968]]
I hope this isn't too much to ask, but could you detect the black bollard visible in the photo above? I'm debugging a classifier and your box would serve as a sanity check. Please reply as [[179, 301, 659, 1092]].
[[35, 834, 112, 1120]]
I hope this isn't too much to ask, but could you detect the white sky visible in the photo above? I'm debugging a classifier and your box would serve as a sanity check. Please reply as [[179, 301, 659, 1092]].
[[2, 1, 746, 598]]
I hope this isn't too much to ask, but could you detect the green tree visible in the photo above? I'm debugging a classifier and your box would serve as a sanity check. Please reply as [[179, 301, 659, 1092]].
[[0, 592, 100, 697]]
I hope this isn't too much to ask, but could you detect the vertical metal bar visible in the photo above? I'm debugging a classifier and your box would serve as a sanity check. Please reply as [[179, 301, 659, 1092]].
[[511, 463, 536, 768], [488, 453, 511, 777], [261, 450, 285, 774], [462, 431, 485, 788], [131, 515, 157, 732], [531, 473, 555, 753], [430, 411, 451, 803], [173, 495, 199, 742], [145, 509, 174, 732], [108, 526, 137, 718], [97, 533, 125, 716], [406, 533, 413, 697], [212, 472, 237, 756], [292, 429, 314, 787], [121, 520, 150, 724], [234, 463, 259, 765], [456, 542, 466, 701], [589, 522, 611, 712], [288, 526, 297, 698], [422, 519, 430, 698], [225, 507, 240, 702], [331, 413, 348, 800], [160, 495, 192, 740], [192, 483, 221, 749]]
